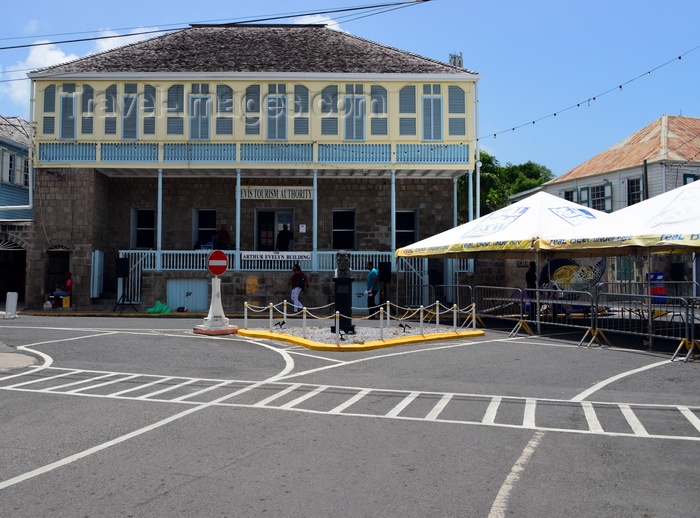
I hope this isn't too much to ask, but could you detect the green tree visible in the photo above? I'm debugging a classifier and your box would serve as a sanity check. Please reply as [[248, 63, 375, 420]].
[[457, 153, 554, 220]]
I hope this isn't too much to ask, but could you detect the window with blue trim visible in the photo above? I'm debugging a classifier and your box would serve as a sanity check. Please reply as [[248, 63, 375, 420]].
[[122, 95, 138, 140], [43, 85, 56, 135], [167, 85, 184, 135], [245, 85, 261, 135], [59, 94, 76, 140], [422, 84, 442, 141], [266, 84, 287, 140], [321, 85, 339, 136], [81, 85, 93, 135], [190, 95, 210, 140], [143, 85, 156, 135], [399, 85, 416, 136], [344, 84, 365, 141], [447, 85, 466, 136], [267, 95, 287, 141], [216, 85, 233, 135], [293, 85, 309, 135], [105, 85, 117, 135], [370, 85, 388, 136]]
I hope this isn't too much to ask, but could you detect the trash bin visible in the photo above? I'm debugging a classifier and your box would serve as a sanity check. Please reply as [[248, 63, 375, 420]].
[[646, 272, 666, 303]]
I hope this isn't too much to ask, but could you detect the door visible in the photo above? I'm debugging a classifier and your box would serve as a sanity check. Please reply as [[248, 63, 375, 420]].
[[257, 210, 275, 251], [257, 209, 294, 251]]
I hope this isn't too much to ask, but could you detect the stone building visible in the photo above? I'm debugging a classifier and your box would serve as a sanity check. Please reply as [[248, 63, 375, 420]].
[[0, 115, 31, 302], [21, 24, 479, 311]]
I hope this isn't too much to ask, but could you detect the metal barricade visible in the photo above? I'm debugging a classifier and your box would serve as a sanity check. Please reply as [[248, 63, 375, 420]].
[[593, 292, 691, 343], [474, 286, 525, 323], [434, 284, 473, 309]]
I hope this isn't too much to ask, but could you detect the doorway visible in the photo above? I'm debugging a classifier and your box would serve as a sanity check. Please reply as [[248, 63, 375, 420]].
[[0, 248, 26, 302], [257, 209, 293, 251], [47, 250, 70, 294]]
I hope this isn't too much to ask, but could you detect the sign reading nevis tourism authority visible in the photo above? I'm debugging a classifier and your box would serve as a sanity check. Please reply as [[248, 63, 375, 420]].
[[241, 186, 313, 200]]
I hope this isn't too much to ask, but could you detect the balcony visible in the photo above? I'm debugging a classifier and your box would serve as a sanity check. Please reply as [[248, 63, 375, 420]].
[[37, 141, 471, 169]]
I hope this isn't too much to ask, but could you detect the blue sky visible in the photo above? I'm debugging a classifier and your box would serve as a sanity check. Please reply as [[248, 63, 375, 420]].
[[1, 0, 698, 176]]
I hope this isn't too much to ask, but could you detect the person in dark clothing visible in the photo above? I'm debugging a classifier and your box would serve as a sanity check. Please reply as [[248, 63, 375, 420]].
[[525, 261, 537, 319], [276, 224, 293, 251], [526, 261, 537, 298], [215, 224, 230, 250]]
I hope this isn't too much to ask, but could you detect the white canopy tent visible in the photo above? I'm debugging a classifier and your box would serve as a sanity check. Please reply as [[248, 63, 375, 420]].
[[396, 192, 610, 335], [538, 180, 700, 256], [396, 191, 609, 260]]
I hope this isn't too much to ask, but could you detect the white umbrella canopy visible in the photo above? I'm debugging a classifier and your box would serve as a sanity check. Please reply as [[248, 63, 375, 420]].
[[396, 191, 610, 259], [538, 180, 700, 256]]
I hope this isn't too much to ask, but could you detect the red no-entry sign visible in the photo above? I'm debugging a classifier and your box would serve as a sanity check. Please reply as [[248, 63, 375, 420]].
[[207, 250, 228, 276]]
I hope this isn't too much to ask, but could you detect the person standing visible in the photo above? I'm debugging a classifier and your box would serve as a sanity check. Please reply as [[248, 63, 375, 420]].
[[525, 261, 537, 319], [365, 261, 379, 318], [525, 261, 537, 298], [276, 224, 293, 251], [289, 263, 308, 312], [215, 224, 230, 250]]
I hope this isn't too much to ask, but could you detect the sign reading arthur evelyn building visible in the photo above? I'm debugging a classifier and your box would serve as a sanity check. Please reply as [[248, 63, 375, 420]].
[[241, 186, 313, 200]]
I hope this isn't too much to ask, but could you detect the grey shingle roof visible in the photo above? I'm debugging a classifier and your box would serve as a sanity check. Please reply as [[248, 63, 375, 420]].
[[0, 116, 30, 147], [31, 24, 477, 76]]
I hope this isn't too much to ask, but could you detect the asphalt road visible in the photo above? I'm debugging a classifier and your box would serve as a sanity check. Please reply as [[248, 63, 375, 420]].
[[1, 315, 699, 517]]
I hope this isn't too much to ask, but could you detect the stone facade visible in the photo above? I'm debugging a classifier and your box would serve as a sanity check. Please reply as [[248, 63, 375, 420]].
[[19, 168, 454, 310]]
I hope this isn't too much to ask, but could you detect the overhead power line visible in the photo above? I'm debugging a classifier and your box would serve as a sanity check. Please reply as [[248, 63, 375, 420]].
[[478, 42, 700, 142], [0, 1, 423, 51]]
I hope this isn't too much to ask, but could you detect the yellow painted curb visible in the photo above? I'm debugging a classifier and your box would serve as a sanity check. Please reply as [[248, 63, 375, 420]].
[[236, 328, 485, 352]]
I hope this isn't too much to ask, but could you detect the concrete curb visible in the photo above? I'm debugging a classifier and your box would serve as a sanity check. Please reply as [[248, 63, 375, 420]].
[[237, 329, 485, 352]]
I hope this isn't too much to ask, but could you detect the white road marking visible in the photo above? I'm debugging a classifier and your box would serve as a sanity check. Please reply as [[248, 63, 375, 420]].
[[67, 374, 141, 394], [679, 406, 700, 433], [523, 398, 537, 428], [570, 359, 671, 402], [581, 401, 604, 434], [425, 393, 453, 420], [252, 383, 302, 407], [6, 369, 78, 388], [386, 391, 420, 418], [0, 328, 297, 491], [329, 388, 370, 414], [619, 404, 649, 436], [483, 396, 502, 425], [488, 431, 546, 518], [280, 385, 328, 409]]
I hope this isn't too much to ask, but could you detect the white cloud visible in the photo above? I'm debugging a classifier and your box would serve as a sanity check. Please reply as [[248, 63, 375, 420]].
[[0, 28, 158, 117], [0, 42, 80, 116], [294, 15, 348, 33]]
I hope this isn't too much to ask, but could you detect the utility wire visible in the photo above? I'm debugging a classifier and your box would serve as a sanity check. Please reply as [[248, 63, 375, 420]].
[[478, 43, 700, 142], [0, 1, 422, 51]]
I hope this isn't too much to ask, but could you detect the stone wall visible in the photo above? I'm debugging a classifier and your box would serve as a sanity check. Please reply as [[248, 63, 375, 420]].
[[21, 168, 455, 309]]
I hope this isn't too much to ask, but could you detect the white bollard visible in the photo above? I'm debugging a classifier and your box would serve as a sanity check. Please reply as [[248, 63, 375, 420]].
[[193, 276, 237, 335], [3, 292, 19, 319]]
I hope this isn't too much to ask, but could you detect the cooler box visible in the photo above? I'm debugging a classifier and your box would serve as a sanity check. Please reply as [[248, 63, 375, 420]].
[[646, 272, 666, 303]]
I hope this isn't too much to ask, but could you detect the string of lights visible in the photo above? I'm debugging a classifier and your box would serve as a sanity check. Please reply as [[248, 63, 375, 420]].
[[478, 42, 700, 142]]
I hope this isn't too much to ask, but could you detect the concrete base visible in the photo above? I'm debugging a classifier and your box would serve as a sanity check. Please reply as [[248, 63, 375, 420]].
[[193, 325, 239, 336]]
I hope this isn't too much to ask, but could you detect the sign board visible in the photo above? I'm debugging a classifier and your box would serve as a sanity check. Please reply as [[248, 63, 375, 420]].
[[241, 252, 312, 261], [240, 186, 313, 200], [207, 250, 228, 276]]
